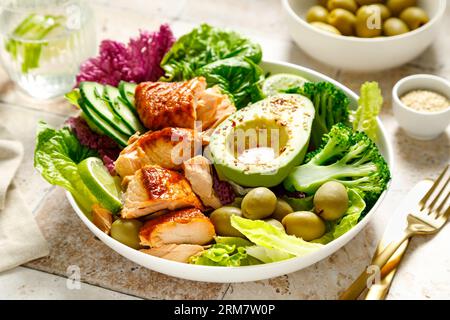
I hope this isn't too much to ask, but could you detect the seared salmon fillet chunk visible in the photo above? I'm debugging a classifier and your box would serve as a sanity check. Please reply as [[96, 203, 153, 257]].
[[182, 155, 221, 209], [135, 77, 235, 131], [140, 244, 204, 263], [139, 208, 215, 247], [121, 165, 203, 219], [115, 127, 203, 177]]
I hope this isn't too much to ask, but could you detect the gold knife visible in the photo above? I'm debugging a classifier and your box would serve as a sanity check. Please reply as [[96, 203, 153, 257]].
[[363, 180, 433, 300], [364, 240, 409, 299]]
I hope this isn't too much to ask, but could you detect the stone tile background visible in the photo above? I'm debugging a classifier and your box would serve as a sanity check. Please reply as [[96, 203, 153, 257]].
[[0, 0, 449, 299]]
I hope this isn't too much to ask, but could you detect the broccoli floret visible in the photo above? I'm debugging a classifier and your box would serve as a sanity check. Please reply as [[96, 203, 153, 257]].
[[300, 82, 350, 149], [283, 123, 390, 209]]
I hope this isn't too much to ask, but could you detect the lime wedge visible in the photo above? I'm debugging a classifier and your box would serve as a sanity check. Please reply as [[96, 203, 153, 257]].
[[78, 157, 122, 213], [262, 73, 309, 96]]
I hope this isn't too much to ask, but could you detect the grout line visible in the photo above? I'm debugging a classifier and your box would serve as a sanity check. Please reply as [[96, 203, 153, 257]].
[[21, 265, 145, 300], [0, 101, 72, 119], [334, 69, 342, 81], [220, 283, 232, 300], [31, 186, 56, 214], [404, 62, 444, 73]]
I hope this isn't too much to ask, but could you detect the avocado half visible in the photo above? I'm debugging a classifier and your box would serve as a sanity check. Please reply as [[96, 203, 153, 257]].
[[209, 94, 315, 187]]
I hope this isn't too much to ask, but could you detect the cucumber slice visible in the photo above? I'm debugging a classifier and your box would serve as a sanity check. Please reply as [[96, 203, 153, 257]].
[[79, 82, 133, 136], [118, 81, 137, 110], [103, 85, 145, 134], [77, 98, 129, 147]]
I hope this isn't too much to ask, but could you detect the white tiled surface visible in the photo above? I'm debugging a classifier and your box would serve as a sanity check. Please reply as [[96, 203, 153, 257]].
[[0, 0, 449, 300]]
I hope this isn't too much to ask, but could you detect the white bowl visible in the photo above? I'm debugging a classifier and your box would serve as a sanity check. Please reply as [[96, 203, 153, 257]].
[[67, 60, 394, 283], [282, 0, 446, 72], [392, 74, 450, 140]]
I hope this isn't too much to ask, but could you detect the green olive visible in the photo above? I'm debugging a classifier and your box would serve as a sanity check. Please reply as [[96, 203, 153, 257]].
[[355, 5, 383, 37], [241, 187, 277, 220], [383, 17, 410, 36], [355, 0, 384, 5], [367, 4, 392, 20], [386, 0, 416, 16], [210, 206, 245, 238], [328, 8, 356, 35], [272, 199, 294, 222], [264, 218, 285, 232], [111, 219, 143, 249], [313, 181, 349, 221], [282, 211, 326, 241], [327, 0, 358, 13], [306, 5, 329, 23], [318, 0, 329, 7], [399, 7, 429, 30], [310, 21, 342, 35]]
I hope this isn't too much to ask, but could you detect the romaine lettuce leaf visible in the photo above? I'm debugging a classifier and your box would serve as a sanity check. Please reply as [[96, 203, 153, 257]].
[[313, 189, 366, 244], [231, 216, 322, 257], [214, 236, 253, 247], [246, 246, 294, 264], [352, 82, 383, 142], [34, 122, 98, 216], [64, 89, 81, 107]]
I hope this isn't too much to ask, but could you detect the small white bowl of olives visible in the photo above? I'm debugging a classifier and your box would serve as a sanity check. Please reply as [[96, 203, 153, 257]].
[[282, 0, 446, 71]]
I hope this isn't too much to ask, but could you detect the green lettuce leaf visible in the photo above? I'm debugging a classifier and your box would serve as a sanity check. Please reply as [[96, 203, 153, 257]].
[[160, 24, 264, 109], [34, 122, 98, 216], [189, 241, 260, 267], [284, 195, 314, 212], [313, 189, 366, 244], [161, 23, 262, 81], [352, 82, 383, 142], [214, 236, 253, 247], [246, 246, 294, 263], [195, 57, 265, 109], [231, 216, 322, 257], [64, 89, 81, 107]]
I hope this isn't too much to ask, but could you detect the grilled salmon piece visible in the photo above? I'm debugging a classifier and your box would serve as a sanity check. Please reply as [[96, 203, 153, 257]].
[[114, 127, 203, 177], [121, 165, 203, 219], [140, 244, 204, 263], [91, 204, 112, 234], [199, 86, 237, 135], [182, 156, 221, 209], [139, 208, 215, 247], [135, 77, 235, 131]]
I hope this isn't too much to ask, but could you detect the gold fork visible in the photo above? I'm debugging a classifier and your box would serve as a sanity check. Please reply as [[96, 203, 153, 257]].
[[340, 164, 450, 300]]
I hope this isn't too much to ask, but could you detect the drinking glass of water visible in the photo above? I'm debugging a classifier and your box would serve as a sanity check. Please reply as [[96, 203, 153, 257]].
[[0, 0, 96, 99]]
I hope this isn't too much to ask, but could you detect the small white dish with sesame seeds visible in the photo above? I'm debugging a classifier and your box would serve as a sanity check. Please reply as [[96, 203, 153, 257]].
[[393, 74, 450, 140]]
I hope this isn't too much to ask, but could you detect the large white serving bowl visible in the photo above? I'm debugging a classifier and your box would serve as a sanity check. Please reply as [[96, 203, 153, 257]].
[[282, 0, 446, 72], [67, 60, 394, 283]]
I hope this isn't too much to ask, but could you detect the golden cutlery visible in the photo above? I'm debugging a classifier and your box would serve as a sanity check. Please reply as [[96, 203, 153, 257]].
[[364, 240, 409, 299], [364, 180, 434, 300], [340, 165, 450, 300]]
